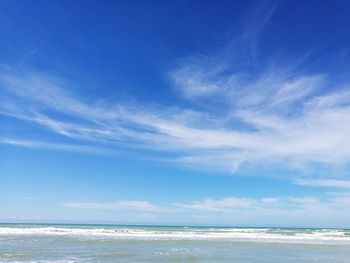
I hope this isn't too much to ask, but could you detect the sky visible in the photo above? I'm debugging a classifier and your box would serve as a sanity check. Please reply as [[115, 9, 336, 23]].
[[1, 0, 350, 228]]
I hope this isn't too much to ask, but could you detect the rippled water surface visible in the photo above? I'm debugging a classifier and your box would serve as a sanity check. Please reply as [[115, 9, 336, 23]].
[[1, 224, 350, 262]]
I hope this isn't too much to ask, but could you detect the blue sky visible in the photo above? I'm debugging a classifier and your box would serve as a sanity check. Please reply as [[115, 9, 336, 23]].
[[1, 0, 350, 227]]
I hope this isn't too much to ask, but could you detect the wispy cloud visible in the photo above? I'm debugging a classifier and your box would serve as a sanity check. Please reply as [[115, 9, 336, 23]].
[[0, 138, 113, 154], [1, 1, 350, 180], [1, 65, 350, 178], [62, 201, 164, 212], [174, 197, 256, 211], [243, 0, 280, 40], [294, 179, 350, 189], [61, 194, 350, 227]]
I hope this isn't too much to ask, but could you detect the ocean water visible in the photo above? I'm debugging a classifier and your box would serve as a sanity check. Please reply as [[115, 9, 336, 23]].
[[1, 224, 350, 262]]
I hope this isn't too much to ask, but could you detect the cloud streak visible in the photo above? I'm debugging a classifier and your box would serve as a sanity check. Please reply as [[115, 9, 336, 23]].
[[174, 197, 256, 211], [1, 1, 350, 180], [61, 194, 350, 227], [294, 179, 350, 189], [62, 201, 164, 212], [0, 138, 114, 155], [1, 65, 350, 179]]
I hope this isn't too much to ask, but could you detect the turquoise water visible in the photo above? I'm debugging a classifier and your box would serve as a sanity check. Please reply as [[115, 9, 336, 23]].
[[1, 224, 350, 262]]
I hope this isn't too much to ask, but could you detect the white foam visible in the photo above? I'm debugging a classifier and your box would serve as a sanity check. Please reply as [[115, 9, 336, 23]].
[[1, 227, 350, 244]]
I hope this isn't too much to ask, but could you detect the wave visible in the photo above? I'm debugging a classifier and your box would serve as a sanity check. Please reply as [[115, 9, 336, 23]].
[[1, 226, 350, 244]]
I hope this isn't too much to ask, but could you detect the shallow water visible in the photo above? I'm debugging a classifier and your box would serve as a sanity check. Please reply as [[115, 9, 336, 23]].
[[1, 224, 350, 262]]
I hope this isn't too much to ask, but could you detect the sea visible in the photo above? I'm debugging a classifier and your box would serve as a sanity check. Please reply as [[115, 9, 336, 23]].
[[0, 223, 350, 262]]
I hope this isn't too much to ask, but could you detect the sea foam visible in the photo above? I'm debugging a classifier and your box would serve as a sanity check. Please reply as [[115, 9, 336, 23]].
[[1, 226, 350, 244]]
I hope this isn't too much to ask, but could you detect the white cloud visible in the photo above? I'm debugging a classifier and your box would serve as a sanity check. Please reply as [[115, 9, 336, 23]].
[[171, 61, 221, 98], [1, 68, 350, 179], [179, 194, 350, 227], [2, 7, 350, 183], [174, 197, 256, 211], [60, 194, 350, 227], [0, 138, 112, 154], [62, 201, 164, 212], [270, 75, 323, 107], [294, 179, 350, 189], [260, 197, 279, 204]]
